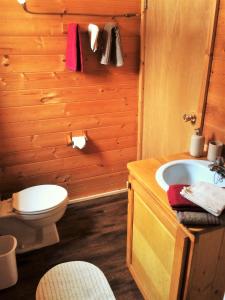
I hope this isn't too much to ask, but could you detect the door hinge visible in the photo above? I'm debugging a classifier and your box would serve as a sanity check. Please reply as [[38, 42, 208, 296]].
[[126, 181, 132, 190], [144, 0, 148, 10]]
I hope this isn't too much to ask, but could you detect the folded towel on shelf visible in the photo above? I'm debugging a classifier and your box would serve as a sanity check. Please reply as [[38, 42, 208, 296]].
[[88, 24, 99, 52], [180, 182, 225, 216], [66, 24, 83, 72], [176, 211, 225, 226], [100, 23, 124, 67], [167, 185, 205, 212], [172, 206, 205, 212]]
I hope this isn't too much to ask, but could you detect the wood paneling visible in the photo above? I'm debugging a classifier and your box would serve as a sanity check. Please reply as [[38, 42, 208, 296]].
[[204, 1, 225, 144], [0, 53, 138, 73], [0, 72, 138, 91], [0, 0, 140, 198], [0, 36, 139, 55], [0, 86, 137, 107], [0, 99, 137, 122], [0, 112, 137, 136]]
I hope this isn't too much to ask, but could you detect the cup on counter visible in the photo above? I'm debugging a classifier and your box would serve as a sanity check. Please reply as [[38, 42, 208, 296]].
[[207, 141, 224, 161]]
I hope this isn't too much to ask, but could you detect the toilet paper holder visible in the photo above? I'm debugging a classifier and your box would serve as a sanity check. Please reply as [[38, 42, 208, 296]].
[[67, 131, 88, 150]]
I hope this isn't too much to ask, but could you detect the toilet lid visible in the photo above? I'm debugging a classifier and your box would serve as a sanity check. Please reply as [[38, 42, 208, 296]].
[[12, 185, 68, 214]]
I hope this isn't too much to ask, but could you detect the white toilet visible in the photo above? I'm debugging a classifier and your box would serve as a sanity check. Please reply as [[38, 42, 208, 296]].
[[0, 184, 68, 253]]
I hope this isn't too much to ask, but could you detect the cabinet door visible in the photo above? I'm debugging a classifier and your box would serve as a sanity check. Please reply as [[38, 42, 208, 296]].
[[128, 186, 189, 300]]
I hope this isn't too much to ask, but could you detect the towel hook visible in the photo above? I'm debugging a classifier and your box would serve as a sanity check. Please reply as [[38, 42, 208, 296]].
[[17, 0, 140, 18]]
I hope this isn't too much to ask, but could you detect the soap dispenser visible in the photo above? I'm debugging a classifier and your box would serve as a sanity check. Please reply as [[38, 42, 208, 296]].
[[189, 128, 205, 157]]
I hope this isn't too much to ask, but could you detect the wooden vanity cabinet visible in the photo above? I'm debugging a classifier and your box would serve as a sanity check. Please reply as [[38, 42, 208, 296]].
[[127, 157, 225, 300]]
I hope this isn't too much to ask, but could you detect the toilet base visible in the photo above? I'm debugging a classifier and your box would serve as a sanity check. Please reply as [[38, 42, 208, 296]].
[[16, 224, 60, 254], [0, 216, 60, 254]]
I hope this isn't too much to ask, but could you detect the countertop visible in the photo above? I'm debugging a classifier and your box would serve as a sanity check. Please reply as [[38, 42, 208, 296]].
[[127, 153, 221, 234]]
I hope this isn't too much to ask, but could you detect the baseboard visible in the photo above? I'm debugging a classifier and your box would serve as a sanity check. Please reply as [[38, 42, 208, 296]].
[[68, 188, 128, 204]]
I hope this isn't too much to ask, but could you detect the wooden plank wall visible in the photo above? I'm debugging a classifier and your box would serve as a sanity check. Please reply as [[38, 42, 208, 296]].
[[204, 0, 225, 144], [0, 0, 140, 199]]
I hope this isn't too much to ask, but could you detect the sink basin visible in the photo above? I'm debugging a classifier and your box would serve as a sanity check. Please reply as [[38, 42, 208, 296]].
[[155, 159, 225, 191]]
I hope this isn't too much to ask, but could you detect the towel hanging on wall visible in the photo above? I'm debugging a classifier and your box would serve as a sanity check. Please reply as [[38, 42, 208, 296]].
[[88, 24, 99, 52], [111, 26, 124, 67], [66, 24, 83, 72], [100, 23, 124, 67]]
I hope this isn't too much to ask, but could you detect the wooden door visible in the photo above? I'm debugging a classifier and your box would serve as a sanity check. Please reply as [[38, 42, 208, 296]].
[[140, 0, 218, 158], [127, 180, 189, 300]]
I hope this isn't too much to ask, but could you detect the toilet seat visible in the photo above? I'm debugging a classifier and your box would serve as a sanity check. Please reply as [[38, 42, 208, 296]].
[[12, 185, 68, 215]]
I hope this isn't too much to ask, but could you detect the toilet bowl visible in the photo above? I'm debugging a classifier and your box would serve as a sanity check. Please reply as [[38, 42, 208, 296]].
[[0, 185, 68, 253]]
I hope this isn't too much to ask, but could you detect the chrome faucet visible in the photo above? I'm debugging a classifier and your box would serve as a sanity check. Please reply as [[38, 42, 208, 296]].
[[209, 157, 225, 179]]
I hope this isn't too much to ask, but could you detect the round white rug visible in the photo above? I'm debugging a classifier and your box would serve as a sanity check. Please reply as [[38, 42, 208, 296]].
[[36, 261, 116, 300]]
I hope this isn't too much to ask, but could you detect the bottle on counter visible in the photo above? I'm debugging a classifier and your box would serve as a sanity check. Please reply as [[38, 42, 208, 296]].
[[189, 128, 205, 157]]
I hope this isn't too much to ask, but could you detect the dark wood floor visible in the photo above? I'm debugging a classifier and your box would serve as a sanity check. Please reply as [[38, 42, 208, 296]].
[[0, 195, 143, 300]]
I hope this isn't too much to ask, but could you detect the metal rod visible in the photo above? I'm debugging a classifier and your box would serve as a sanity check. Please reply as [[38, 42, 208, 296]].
[[21, 3, 140, 18]]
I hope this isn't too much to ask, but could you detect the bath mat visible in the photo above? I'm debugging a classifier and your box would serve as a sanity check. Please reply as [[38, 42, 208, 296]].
[[36, 261, 116, 300]]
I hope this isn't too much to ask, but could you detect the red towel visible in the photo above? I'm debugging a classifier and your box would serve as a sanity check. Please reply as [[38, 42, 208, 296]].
[[66, 24, 83, 72], [167, 184, 203, 211]]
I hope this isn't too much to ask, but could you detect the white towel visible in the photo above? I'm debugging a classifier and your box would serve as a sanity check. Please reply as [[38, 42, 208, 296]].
[[88, 24, 99, 52], [180, 182, 225, 216]]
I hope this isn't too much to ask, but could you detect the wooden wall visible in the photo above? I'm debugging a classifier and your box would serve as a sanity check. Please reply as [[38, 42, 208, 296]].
[[204, 0, 225, 144], [0, 0, 140, 199]]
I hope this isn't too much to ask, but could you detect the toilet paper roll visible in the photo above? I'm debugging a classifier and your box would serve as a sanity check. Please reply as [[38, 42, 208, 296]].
[[72, 136, 87, 150]]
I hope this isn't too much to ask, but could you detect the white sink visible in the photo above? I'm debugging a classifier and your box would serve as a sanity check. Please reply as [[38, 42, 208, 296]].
[[155, 159, 225, 191]]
